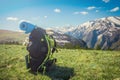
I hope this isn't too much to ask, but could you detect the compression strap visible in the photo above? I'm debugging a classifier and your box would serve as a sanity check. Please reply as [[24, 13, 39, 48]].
[[37, 35, 51, 74]]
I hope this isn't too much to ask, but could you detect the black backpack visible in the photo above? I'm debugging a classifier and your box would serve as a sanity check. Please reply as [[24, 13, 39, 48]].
[[25, 27, 57, 73]]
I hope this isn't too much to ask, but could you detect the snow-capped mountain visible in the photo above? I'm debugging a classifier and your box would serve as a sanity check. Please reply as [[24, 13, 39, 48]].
[[47, 25, 76, 34], [52, 16, 120, 50], [46, 29, 87, 48]]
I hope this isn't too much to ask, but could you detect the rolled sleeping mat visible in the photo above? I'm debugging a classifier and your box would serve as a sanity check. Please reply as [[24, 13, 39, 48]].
[[19, 21, 35, 34]]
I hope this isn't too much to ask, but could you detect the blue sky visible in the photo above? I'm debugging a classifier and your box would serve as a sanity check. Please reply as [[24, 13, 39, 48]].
[[0, 0, 120, 31]]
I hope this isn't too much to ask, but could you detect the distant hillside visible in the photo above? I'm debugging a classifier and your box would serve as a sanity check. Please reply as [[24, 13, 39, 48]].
[[0, 30, 28, 44], [0, 29, 87, 48]]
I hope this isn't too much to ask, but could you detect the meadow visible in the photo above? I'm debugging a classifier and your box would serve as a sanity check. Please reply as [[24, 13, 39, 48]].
[[0, 45, 120, 80]]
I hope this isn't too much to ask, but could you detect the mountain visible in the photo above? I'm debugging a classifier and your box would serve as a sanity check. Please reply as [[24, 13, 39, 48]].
[[53, 16, 120, 50], [46, 29, 87, 48], [0, 29, 87, 48]]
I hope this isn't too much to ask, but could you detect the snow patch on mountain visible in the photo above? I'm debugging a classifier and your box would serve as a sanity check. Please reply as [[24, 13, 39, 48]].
[[51, 16, 120, 50]]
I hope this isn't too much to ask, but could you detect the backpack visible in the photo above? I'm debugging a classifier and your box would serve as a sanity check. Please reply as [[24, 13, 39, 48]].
[[25, 27, 57, 73]]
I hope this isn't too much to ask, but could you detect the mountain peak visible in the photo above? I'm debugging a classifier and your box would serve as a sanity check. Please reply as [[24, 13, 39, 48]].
[[52, 16, 120, 50]]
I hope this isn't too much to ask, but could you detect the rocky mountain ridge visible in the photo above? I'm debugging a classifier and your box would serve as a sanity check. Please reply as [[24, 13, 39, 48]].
[[53, 16, 120, 50]]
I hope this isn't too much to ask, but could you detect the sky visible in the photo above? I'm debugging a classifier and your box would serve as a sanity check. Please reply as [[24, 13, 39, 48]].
[[0, 0, 120, 31]]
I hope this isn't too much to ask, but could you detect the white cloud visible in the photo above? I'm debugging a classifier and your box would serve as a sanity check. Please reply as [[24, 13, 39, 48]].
[[74, 11, 88, 15], [96, 10, 99, 12], [73, 12, 80, 14], [6, 17, 18, 21], [102, 0, 110, 3], [44, 16, 48, 19], [110, 7, 119, 12], [54, 8, 61, 13], [87, 6, 96, 10], [80, 11, 88, 15]]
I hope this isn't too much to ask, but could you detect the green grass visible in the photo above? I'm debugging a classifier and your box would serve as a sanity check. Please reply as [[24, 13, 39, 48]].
[[0, 45, 120, 80]]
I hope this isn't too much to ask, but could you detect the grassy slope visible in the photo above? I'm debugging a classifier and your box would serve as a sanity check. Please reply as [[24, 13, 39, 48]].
[[0, 30, 27, 42], [0, 45, 120, 80]]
